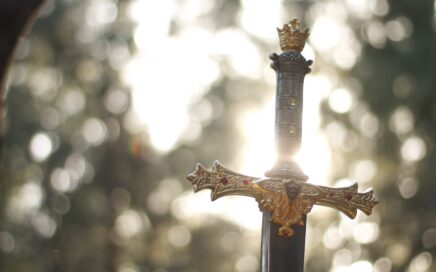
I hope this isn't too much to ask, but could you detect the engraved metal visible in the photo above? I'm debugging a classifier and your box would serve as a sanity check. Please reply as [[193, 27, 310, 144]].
[[187, 161, 378, 237]]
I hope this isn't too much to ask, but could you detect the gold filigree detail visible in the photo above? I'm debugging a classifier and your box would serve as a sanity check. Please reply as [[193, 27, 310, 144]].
[[187, 161, 379, 237], [277, 18, 309, 52]]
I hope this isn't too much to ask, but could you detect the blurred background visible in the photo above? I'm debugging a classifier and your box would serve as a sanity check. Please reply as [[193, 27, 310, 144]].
[[1, 0, 435, 271]]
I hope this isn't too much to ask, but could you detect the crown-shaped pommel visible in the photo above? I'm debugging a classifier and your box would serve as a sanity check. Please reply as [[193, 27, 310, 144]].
[[277, 18, 309, 52]]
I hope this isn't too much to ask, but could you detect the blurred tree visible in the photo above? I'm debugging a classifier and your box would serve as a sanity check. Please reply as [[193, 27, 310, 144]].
[[0, 0, 261, 271], [312, 0, 436, 271], [0, 0, 46, 163], [2, 0, 435, 272]]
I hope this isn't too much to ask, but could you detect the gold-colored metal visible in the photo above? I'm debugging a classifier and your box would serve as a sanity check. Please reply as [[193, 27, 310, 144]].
[[187, 161, 378, 237], [277, 18, 309, 52]]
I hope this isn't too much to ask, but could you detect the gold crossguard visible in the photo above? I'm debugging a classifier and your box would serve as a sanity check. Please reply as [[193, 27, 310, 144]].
[[187, 161, 378, 237]]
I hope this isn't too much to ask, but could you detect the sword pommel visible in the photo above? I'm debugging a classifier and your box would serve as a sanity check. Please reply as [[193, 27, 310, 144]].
[[277, 18, 310, 52]]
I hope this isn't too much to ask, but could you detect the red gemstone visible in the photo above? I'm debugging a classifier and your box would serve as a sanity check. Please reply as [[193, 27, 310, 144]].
[[242, 179, 250, 185], [328, 192, 334, 197], [220, 177, 229, 185], [345, 192, 353, 201]]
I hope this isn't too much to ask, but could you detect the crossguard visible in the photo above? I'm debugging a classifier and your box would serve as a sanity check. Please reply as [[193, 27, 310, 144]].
[[187, 161, 378, 237]]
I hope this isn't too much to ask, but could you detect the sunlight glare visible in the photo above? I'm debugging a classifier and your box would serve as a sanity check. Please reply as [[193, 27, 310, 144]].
[[125, 0, 223, 152], [346, 0, 371, 19], [127, 0, 336, 234], [171, 191, 261, 232], [129, 0, 175, 51], [239, 74, 332, 184], [123, 27, 219, 152], [239, 0, 283, 41], [311, 16, 342, 51], [238, 99, 275, 177], [296, 74, 332, 183], [213, 29, 263, 79]]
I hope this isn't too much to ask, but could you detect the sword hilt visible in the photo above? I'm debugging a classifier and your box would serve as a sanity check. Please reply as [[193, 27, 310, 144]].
[[186, 19, 379, 239], [265, 21, 312, 180]]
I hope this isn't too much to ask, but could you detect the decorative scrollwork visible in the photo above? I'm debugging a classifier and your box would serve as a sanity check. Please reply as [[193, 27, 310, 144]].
[[187, 161, 379, 237]]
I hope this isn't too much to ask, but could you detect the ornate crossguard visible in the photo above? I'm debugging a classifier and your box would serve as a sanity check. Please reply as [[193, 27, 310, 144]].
[[187, 19, 378, 237], [187, 162, 378, 237]]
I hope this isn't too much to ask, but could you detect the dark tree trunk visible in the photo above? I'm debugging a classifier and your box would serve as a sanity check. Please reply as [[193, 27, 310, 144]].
[[0, 0, 46, 171]]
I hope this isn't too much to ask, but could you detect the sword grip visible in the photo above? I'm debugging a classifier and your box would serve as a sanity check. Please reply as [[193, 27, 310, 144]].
[[266, 52, 312, 180]]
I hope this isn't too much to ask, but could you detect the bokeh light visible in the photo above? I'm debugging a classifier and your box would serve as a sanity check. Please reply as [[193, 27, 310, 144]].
[[29, 132, 53, 161], [2, 0, 436, 271]]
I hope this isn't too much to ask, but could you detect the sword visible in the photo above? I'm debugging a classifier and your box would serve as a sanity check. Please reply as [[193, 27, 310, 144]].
[[187, 19, 378, 272]]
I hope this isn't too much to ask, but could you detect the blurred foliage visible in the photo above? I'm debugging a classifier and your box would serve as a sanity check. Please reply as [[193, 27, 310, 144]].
[[313, 0, 436, 271], [1, 0, 436, 272], [0, 0, 257, 271]]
